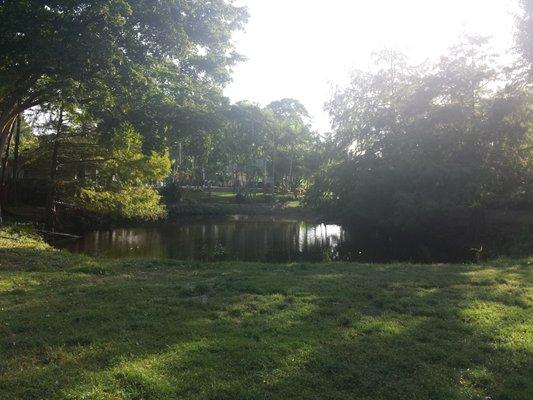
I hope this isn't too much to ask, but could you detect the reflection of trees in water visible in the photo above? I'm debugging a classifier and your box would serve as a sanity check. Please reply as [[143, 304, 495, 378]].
[[65, 219, 527, 262], [65, 219, 350, 262], [335, 226, 476, 263], [194, 219, 345, 262], [85, 228, 166, 258]]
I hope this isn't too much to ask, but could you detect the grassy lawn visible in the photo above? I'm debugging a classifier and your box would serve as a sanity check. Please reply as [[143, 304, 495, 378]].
[[182, 190, 299, 206], [0, 226, 532, 399], [171, 190, 303, 217], [183, 190, 258, 204]]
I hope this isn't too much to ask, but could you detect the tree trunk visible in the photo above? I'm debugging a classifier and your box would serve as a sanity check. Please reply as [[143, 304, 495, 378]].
[[0, 122, 15, 188], [46, 107, 64, 230], [0, 119, 16, 226], [289, 156, 293, 189], [0, 118, 16, 181], [11, 114, 21, 204], [271, 154, 275, 194], [0, 86, 44, 224], [263, 160, 267, 195]]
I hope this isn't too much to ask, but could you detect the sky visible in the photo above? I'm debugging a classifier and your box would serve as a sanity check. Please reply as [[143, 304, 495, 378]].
[[224, 0, 521, 133]]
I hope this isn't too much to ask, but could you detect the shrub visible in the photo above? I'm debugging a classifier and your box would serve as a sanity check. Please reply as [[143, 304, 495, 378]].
[[77, 186, 166, 221]]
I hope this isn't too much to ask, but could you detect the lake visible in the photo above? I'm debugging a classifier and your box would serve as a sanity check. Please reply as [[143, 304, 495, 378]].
[[57, 216, 348, 262], [55, 215, 480, 262]]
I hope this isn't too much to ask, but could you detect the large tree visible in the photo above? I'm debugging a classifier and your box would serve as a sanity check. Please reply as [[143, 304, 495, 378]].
[[266, 98, 314, 193], [310, 40, 532, 236], [0, 0, 247, 182]]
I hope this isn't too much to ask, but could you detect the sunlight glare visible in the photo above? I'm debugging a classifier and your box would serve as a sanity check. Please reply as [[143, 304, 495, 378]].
[[225, 0, 520, 133]]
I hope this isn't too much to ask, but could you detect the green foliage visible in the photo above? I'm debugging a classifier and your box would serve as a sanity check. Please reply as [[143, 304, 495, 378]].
[[0, 0, 249, 213], [159, 181, 183, 204], [309, 40, 533, 234], [0, 0, 249, 225], [190, 99, 318, 193], [224, 101, 274, 174], [0, 0, 247, 109], [77, 186, 166, 220], [266, 99, 316, 193], [98, 124, 171, 188], [71, 125, 170, 220], [517, 0, 533, 79], [171, 98, 318, 195], [11, 116, 171, 220]]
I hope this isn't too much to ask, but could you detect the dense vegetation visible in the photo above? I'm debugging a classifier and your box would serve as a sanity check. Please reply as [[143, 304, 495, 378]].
[[0, 1, 531, 244], [305, 42, 532, 249], [1, 226, 532, 400], [0, 0, 250, 223]]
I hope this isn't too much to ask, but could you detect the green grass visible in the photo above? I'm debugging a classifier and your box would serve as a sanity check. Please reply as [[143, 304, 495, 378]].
[[1, 226, 532, 399], [182, 190, 257, 204], [182, 190, 297, 205], [170, 190, 305, 217], [285, 200, 301, 208]]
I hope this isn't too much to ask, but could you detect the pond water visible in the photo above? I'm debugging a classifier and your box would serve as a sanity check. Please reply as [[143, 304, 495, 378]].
[[55, 215, 477, 263], [57, 216, 349, 262]]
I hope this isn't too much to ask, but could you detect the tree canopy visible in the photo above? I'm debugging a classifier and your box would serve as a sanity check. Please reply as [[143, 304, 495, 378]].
[[0, 0, 247, 158], [517, 0, 533, 79], [307, 39, 532, 241], [0, 0, 248, 222]]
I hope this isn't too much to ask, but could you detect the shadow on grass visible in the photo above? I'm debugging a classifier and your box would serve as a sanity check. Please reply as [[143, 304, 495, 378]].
[[0, 246, 532, 400]]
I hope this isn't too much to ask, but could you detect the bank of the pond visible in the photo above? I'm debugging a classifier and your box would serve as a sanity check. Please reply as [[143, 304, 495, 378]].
[[1, 226, 532, 400], [167, 202, 312, 218], [2, 192, 314, 232], [166, 190, 311, 218]]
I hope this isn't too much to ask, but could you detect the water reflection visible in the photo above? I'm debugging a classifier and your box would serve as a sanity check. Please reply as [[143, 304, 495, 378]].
[[60, 216, 347, 262]]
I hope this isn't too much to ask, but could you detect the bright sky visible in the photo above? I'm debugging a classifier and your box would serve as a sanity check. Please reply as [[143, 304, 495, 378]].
[[224, 0, 520, 133]]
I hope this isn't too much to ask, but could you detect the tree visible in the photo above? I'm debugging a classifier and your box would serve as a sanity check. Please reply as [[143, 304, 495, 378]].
[[266, 99, 315, 195], [75, 123, 171, 221], [267, 98, 310, 123], [309, 40, 532, 240], [516, 0, 533, 79], [16, 112, 172, 221], [223, 101, 273, 193], [0, 0, 247, 221]]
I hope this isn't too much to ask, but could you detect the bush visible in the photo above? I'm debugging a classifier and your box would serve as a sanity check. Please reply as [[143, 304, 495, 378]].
[[160, 181, 183, 204], [76, 186, 166, 221]]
